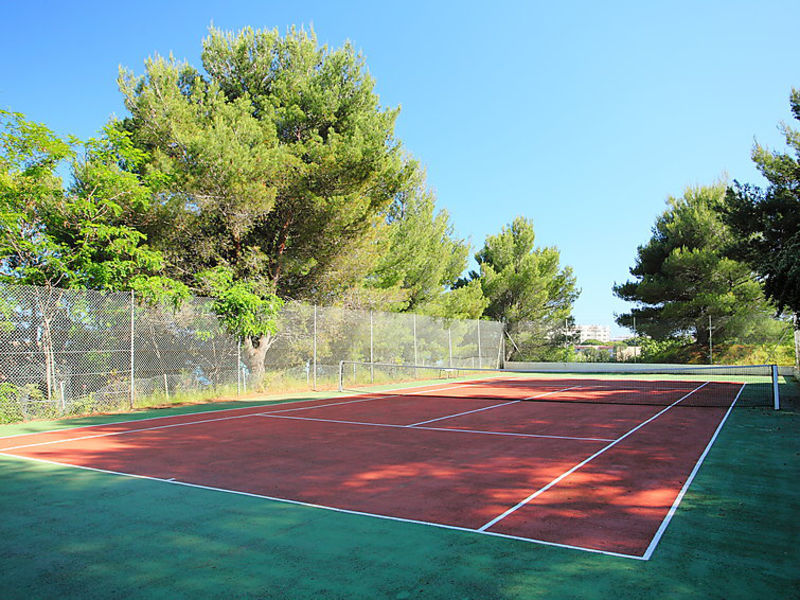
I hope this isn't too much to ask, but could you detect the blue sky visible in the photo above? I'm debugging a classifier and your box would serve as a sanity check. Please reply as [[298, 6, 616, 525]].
[[2, 1, 798, 334]]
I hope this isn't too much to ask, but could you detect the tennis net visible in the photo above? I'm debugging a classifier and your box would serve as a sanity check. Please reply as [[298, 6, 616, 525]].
[[338, 361, 781, 409]]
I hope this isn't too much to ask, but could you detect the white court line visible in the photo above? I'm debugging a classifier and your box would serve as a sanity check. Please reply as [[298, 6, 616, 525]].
[[477, 381, 711, 534], [406, 401, 520, 427], [0, 379, 591, 453], [0, 393, 414, 452], [254, 413, 614, 442], [0, 410, 269, 452], [0, 374, 514, 441], [0, 380, 500, 449], [406, 386, 582, 427], [0, 451, 645, 560], [641, 384, 744, 560]]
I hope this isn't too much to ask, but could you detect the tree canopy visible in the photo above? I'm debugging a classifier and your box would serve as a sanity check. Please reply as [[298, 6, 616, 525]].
[[469, 216, 579, 358], [118, 25, 408, 302], [366, 165, 472, 312], [613, 183, 777, 350], [0, 110, 186, 303], [723, 88, 800, 319], [475, 217, 578, 323], [0, 25, 589, 381]]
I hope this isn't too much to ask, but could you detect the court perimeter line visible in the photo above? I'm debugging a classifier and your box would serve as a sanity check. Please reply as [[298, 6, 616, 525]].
[[641, 383, 744, 560], [253, 413, 615, 442], [406, 386, 582, 427], [0, 375, 517, 441], [1, 381, 585, 452], [477, 381, 711, 537], [0, 411, 271, 452], [0, 451, 646, 561]]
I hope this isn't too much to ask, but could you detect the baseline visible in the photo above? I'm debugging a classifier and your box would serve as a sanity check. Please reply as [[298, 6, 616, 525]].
[[0, 450, 645, 561]]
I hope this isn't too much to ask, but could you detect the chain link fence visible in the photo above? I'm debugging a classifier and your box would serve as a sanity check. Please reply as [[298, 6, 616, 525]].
[[0, 283, 503, 423], [1, 281, 793, 423], [506, 314, 797, 365]]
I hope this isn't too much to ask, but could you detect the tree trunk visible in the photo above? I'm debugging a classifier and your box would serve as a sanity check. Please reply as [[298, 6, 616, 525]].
[[241, 333, 275, 385], [32, 287, 58, 403]]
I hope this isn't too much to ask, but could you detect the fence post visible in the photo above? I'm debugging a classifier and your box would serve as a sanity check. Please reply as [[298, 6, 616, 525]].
[[709, 315, 713, 365], [500, 322, 506, 368], [370, 310, 374, 383], [413, 314, 418, 366], [477, 320, 482, 368], [129, 289, 135, 409], [237, 339, 241, 395], [313, 304, 318, 390], [448, 325, 453, 368]]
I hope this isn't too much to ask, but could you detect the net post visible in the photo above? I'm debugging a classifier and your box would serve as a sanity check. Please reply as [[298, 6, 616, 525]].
[[772, 364, 780, 410], [338, 360, 344, 392]]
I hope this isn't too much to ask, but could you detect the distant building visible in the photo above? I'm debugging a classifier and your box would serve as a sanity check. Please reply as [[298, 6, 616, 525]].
[[572, 324, 611, 343]]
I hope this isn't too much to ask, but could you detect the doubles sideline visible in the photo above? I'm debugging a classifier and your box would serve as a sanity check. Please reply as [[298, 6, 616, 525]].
[[0, 373, 524, 442]]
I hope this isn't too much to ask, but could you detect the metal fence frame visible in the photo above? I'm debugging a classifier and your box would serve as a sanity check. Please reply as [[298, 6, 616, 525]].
[[0, 283, 503, 422], [0, 282, 796, 423]]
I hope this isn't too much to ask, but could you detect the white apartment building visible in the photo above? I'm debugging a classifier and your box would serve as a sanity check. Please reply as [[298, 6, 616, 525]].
[[573, 324, 611, 343]]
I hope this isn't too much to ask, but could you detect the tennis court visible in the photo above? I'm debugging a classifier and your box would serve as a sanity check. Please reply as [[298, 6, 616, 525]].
[[0, 365, 771, 561]]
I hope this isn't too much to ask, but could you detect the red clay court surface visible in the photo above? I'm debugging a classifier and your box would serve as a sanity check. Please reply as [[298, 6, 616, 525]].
[[0, 377, 745, 560]]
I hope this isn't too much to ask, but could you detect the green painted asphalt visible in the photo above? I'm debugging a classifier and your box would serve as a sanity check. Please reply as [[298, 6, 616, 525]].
[[0, 382, 798, 599]]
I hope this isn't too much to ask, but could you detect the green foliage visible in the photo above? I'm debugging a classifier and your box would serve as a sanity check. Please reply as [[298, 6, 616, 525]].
[[368, 164, 471, 311], [464, 216, 578, 358], [614, 183, 778, 348], [198, 266, 284, 339], [0, 382, 47, 424], [0, 110, 186, 302], [638, 336, 695, 363], [419, 279, 488, 320], [723, 88, 800, 318], [474, 216, 578, 325], [131, 276, 190, 310], [0, 110, 77, 287], [712, 343, 796, 366], [119, 25, 408, 301], [575, 346, 613, 362]]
